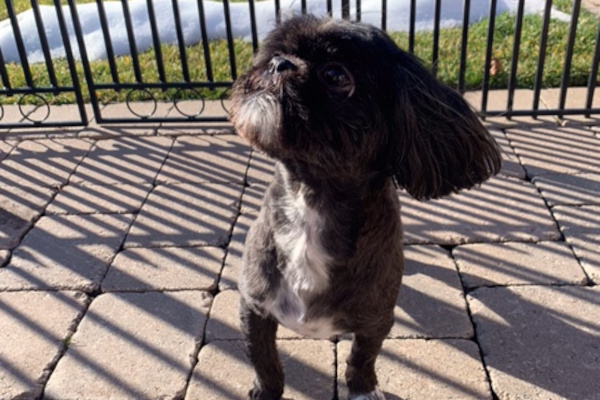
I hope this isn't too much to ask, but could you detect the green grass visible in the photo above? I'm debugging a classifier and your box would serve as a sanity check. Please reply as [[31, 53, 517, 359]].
[[0, 0, 598, 105]]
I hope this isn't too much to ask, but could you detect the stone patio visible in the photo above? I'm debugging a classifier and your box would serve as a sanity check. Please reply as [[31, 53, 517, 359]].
[[0, 97, 599, 400]]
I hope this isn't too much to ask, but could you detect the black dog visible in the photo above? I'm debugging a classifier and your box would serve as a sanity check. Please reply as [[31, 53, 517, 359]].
[[230, 15, 501, 400]]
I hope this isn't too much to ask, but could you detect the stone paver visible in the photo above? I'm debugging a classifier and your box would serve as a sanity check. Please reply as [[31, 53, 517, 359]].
[[0, 291, 88, 400], [69, 136, 173, 185], [0, 184, 55, 249], [0, 249, 8, 266], [401, 176, 560, 245], [533, 172, 600, 207], [44, 291, 212, 400], [506, 125, 600, 177], [46, 183, 152, 214], [491, 129, 527, 179], [102, 246, 224, 292], [0, 138, 93, 188], [553, 205, 600, 283], [338, 339, 492, 400], [219, 212, 256, 291], [454, 241, 588, 288], [156, 134, 251, 184], [392, 245, 473, 339], [187, 339, 335, 400], [468, 286, 600, 400], [125, 183, 243, 248], [0, 214, 133, 291], [246, 150, 277, 185], [0, 139, 14, 162]]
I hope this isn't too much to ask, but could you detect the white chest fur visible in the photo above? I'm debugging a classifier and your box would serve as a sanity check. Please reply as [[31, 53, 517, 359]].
[[266, 188, 340, 339]]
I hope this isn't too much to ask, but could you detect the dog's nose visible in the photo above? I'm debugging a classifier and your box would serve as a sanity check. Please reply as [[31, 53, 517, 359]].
[[269, 56, 297, 73]]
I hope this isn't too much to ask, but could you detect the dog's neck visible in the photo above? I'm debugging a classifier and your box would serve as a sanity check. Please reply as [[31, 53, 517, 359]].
[[275, 160, 394, 264]]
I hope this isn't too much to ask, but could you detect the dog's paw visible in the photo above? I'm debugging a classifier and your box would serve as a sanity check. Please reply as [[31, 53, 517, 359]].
[[349, 388, 386, 400]]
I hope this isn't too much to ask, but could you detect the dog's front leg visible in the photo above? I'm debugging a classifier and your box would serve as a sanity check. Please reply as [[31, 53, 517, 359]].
[[240, 298, 284, 400], [345, 333, 387, 400]]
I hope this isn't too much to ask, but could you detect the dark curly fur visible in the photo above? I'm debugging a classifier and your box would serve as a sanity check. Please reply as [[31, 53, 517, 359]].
[[230, 15, 501, 400]]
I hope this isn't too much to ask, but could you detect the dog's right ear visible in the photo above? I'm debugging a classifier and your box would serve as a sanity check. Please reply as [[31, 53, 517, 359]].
[[387, 51, 502, 201]]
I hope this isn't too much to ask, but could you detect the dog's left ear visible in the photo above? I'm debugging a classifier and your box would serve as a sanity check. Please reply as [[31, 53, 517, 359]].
[[387, 51, 502, 201]]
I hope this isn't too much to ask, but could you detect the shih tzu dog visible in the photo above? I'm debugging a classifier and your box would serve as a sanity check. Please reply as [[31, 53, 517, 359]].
[[229, 15, 501, 400]]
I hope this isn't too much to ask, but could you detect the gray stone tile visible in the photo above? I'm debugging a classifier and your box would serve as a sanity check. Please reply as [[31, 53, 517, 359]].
[[0, 291, 88, 400], [45, 291, 211, 400], [0, 214, 134, 291], [392, 245, 473, 339], [490, 129, 526, 179], [506, 125, 600, 177], [46, 183, 152, 214], [0, 184, 55, 249], [246, 150, 276, 185], [241, 184, 267, 215], [219, 213, 256, 291], [464, 89, 556, 126], [540, 87, 600, 126], [102, 246, 224, 292], [533, 173, 600, 206], [0, 139, 14, 162], [401, 176, 560, 245], [455, 241, 588, 288], [337, 339, 492, 400], [468, 286, 600, 400], [156, 134, 251, 184], [187, 339, 335, 400], [125, 183, 243, 248], [0, 138, 93, 188], [553, 205, 600, 283], [0, 249, 8, 266], [69, 136, 173, 185]]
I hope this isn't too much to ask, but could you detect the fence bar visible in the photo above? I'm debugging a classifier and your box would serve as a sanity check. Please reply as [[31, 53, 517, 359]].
[[171, 0, 190, 82], [506, 0, 526, 118], [0, 49, 12, 91], [585, 24, 600, 117], [145, 0, 166, 82], [5, 0, 33, 87], [30, 0, 57, 88], [408, 0, 416, 53], [53, 0, 87, 124], [342, 0, 350, 19], [96, 0, 120, 83], [276, 0, 282, 23], [66, 0, 100, 121], [357, 0, 361, 22], [480, 0, 498, 116], [120, 0, 143, 82], [248, 0, 259, 52], [558, 0, 582, 117], [381, 0, 387, 31], [532, 0, 552, 117], [222, 0, 238, 79], [432, 0, 442, 76], [301, 0, 307, 15], [197, 0, 214, 82], [458, 0, 470, 92]]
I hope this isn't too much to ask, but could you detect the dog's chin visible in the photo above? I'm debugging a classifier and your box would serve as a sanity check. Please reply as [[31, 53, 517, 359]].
[[231, 91, 283, 155]]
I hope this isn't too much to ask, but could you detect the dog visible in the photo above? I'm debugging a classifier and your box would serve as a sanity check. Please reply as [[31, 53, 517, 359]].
[[229, 15, 501, 400]]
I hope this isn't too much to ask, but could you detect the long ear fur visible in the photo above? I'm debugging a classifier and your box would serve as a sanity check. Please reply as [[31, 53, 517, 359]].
[[389, 51, 502, 201]]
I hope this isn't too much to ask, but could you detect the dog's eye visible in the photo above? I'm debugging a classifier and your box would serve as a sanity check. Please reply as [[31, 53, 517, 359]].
[[319, 63, 355, 96]]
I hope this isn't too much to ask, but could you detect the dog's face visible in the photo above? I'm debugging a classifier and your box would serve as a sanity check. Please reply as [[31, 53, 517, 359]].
[[230, 16, 502, 199]]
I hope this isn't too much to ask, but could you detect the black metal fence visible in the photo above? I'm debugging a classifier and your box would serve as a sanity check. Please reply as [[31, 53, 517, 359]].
[[0, 0, 598, 129]]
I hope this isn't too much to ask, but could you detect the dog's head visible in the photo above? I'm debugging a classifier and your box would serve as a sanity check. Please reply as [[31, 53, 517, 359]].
[[230, 15, 501, 199]]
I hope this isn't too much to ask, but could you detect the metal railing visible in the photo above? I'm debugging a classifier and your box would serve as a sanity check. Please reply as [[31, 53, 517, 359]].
[[0, 0, 598, 129]]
